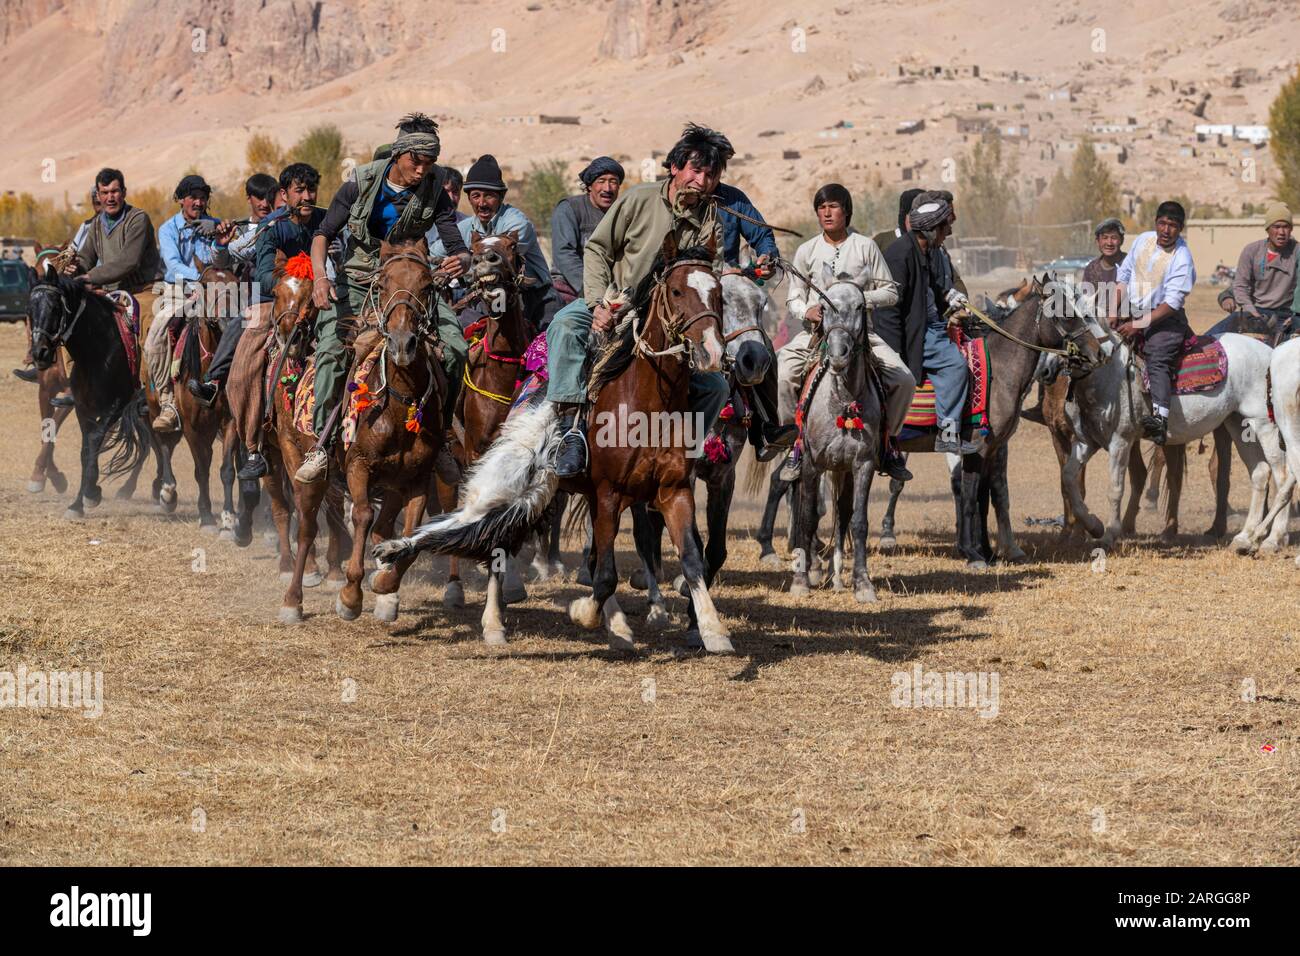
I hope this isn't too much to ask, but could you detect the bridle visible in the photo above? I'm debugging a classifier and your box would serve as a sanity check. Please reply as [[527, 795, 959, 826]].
[[375, 250, 437, 340], [631, 258, 725, 368], [28, 283, 87, 352]]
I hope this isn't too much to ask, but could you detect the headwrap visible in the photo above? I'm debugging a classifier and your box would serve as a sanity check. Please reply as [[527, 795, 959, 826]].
[[579, 156, 625, 188], [909, 192, 952, 233], [1094, 217, 1125, 238], [391, 130, 440, 160]]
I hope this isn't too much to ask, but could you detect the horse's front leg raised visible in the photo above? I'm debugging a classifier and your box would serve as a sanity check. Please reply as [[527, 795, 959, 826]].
[[568, 488, 633, 650], [371, 490, 427, 623], [338, 461, 374, 620], [1063, 438, 1105, 542], [661, 486, 731, 653]]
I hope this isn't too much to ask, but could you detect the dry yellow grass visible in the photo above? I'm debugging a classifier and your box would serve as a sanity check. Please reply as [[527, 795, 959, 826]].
[[0, 304, 1296, 866]]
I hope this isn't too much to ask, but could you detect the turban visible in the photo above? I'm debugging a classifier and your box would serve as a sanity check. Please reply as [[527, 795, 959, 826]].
[[579, 156, 625, 187], [909, 194, 952, 232], [392, 130, 441, 161], [897, 188, 924, 231]]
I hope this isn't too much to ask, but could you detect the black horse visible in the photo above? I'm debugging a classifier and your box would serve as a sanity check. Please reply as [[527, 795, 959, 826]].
[[27, 268, 151, 519]]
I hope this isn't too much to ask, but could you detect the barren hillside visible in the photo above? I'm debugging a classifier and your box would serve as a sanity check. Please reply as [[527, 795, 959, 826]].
[[0, 0, 1294, 230]]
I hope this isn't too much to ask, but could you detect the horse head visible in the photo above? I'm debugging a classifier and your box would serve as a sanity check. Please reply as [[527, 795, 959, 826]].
[[377, 237, 434, 368], [654, 230, 724, 373], [719, 273, 771, 387], [819, 263, 869, 377], [1031, 271, 1110, 374], [27, 263, 88, 370], [469, 231, 523, 296], [272, 251, 317, 358], [196, 261, 242, 330]]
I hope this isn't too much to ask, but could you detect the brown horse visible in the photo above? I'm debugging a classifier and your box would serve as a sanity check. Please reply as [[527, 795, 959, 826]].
[[375, 231, 733, 652], [336, 237, 447, 623], [259, 253, 351, 622]]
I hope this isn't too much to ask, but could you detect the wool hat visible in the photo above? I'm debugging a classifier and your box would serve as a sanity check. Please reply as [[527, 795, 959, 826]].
[[464, 155, 507, 193], [1264, 202, 1293, 228]]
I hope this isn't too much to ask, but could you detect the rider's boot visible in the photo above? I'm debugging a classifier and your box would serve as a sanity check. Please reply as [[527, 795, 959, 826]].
[[12, 366, 38, 383], [555, 403, 588, 479], [879, 436, 913, 482], [238, 449, 268, 481], [187, 377, 219, 408], [295, 446, 329, 484], [1140, 410, 1169, 445], [49, 391, 74, 408], [778, 445, 802, 483], [934, 418, 961, 455], [152, 390, 181, 433]]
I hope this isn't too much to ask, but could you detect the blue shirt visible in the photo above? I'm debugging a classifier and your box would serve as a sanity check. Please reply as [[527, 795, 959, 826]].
[[715, 182, 778, 267], [158, 211, 218, 282], [428, 202, 552, 287], [368, 175, 410, 241]]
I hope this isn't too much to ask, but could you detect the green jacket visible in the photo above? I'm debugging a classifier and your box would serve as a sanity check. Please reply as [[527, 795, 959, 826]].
[[345, 159, 445, 281], [582, 180, 723, 302]]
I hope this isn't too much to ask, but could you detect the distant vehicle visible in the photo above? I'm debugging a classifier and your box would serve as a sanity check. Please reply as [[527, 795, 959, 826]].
[[1210, 263, 1236, 286], [1041, 256, 1092, 280], [0, 258, 31, 320]]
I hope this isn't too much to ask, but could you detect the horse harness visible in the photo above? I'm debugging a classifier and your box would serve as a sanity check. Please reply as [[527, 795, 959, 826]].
[[629, 258, 725, 369]]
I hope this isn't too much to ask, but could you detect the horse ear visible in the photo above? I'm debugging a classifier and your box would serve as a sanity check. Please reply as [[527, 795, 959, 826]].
[[504, 229, 520, 245], [471, 233, 483, 253], [272, 249, 287, 275], [661, 230, 679, 262], [820, 263, 836, 288]]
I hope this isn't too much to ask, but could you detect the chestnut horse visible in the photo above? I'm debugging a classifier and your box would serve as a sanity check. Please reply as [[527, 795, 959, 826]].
[[375, 232, 733, 652], [336, 237, 448, 623]]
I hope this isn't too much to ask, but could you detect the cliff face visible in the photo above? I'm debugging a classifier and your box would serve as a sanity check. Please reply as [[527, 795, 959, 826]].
[[599, 0, 714, 60]]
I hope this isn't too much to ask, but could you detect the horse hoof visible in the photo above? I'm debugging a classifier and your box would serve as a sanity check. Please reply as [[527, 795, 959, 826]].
[[483, 628, 508, 646], [279, 571, 294, 583], [302, 570, 324, 588], [63, 507, 84, 522], [700, 628, 735, 655], [234, 529, 253, 549], [278, 606, 303, 625], [25, 479, 44, 494], [967, 559, 989, 571], [443, 581, 465, 609], [877, 536, 897, 552], [646, 603, 670, 628], [1084, 516, 1105, 538], [1229, 533, 1254, 555], [218, 529, 235, 542], [373, 593, 399, 623], [335, 594, 361, 621], [576, 566, 592, 587], [1258, 539, 1281, 556], [759, 551, 783, 568], [630, 567, 649, 590], [831, 577, 845, 592], [807, 569, 823, 587], [568, 596, 602, 630], [606, 629, 635, 652], [503, 585, 528, 606], [789, 580, 810, 597], [854, 586, 878, 604], [85, 495, 101, 510]]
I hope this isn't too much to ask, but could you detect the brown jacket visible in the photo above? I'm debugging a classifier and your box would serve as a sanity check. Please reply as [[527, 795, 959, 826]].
[[75, 205, 161, 293], [1233, 237, 1297, 314]]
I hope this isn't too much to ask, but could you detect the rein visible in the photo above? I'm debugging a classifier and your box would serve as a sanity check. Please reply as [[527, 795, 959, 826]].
[[630, 258, 724, 366], [29, 285, 89, 350]]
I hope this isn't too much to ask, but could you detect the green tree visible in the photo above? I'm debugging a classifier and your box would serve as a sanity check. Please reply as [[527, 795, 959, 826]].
[[515, 159, 571, 238], [289, 125, 347, 199], [1269, 66, 1300, 210], [958, 134, 1019, 243]]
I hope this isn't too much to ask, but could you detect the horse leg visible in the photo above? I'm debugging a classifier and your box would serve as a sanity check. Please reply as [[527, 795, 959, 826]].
[[338, 461, 373, 620], [830, 472, 851, 591], [264, 466, 295, 578], [1160, 443, 1185, 541], [435, 476, 464, 608], [956, 457, 988, 568], [757, 469, 789, 566], [218, 420, 238, 541], [990, 444, 1025, 561], [280, 478, 326, 624], [322, 487, 351, 591], [1207, 425, 1232, 538], [1143, 444, 1164, 510], [1122, 442, 1148, 535], [547, 492, 566, 577], [371, 491, 426, 623], [851, 463, 877, 603], [156, 435, 179, 514], [977, 462, 994, 564], [878, 476, 903, 551], [1241, 419, 1291, 553], [1101, 434, 1133, 547], [191, 431, 216, 531], [790, 473, 818, 596], [661, 486, 731, 653], [631, 505, 668, 626], [567, 490, 633, 651], [703, 472, 733, 590], [65, 409, 100, 519]]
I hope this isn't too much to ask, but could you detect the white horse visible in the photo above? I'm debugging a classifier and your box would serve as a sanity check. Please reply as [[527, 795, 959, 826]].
[[1252, 338, 1300, 563], [1063, 329, 1289, 552]]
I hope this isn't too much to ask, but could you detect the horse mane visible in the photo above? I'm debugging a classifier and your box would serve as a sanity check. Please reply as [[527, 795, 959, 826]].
[[588, 244, 714, 395]]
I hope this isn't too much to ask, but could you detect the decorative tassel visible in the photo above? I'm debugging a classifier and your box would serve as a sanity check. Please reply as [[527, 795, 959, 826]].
[[404, 406, 422, 434]]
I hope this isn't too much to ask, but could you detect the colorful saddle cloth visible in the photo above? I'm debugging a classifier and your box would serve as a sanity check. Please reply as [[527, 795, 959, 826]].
[[507, 332, 550, 420], [104, 290, 141, 381], [903, 333, 990, 430], [1140, 335, 1228, 395]]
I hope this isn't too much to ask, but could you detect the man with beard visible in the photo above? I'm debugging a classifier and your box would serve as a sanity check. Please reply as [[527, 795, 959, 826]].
[[551, 157, 624, 302]]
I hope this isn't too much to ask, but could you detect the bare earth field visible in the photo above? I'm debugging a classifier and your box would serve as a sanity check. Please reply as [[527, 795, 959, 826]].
[[0, 298, 1297, 866]]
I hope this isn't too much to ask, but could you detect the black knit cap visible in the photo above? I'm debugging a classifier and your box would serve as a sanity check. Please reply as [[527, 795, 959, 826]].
[[464, 155, 507, 193], [174, 174, 211, 200]]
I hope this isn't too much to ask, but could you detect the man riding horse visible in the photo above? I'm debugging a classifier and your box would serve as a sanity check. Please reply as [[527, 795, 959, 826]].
[[546, 123, 794, 478], [297, 112, 468, 485], [776, 182, 914, 482], [550, 157, 625, 303]]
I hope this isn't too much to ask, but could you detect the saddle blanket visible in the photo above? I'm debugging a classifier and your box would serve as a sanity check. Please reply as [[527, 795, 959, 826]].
[[903, 335, 990, 429], [105, 290, 140, 381], [337, 347, 382, 449], [1140, 335, 1228, 395], [507, 333, 550, 420]]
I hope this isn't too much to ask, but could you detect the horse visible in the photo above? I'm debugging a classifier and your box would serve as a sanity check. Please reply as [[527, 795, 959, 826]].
[[630, 271, 777, 624], [246, 251, 352, 622], [335, 236, 447, 624], [26, 265, 152, 519], [1062, 327, 1290, 553], [782, 272, 882, 601], [26, 361, 72, 496], [374, 232, 733, 652], [165, 260, 242, 536]]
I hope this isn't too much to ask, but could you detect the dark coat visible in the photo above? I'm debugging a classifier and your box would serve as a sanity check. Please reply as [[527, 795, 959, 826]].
[[874, 231, 947, 384]]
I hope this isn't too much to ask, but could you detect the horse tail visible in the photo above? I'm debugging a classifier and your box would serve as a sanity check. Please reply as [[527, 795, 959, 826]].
[[561, 491, 590, 544], [742, 446, 777, 499], [372, 401, 561, 563], [103, 389, 152, 478]]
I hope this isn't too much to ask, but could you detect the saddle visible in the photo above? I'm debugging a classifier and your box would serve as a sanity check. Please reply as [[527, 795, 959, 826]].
[[104, 290, 142, 381], [900, 329, 990, 437], [1136, 334, 1228, 396]]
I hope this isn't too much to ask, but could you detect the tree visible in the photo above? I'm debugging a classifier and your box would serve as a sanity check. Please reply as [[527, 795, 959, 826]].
[[1268, 66, 1300, 210], [515, 159, 571, 239], [958, 134, 1019, 243], [245, 133, 286, 178]]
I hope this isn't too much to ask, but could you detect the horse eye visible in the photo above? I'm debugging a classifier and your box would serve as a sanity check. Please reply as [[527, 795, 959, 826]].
[[672, 289, 681, 297]]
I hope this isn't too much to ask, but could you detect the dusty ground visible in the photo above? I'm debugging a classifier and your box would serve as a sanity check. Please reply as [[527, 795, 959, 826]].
[[0, 300, 1297, 866]]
